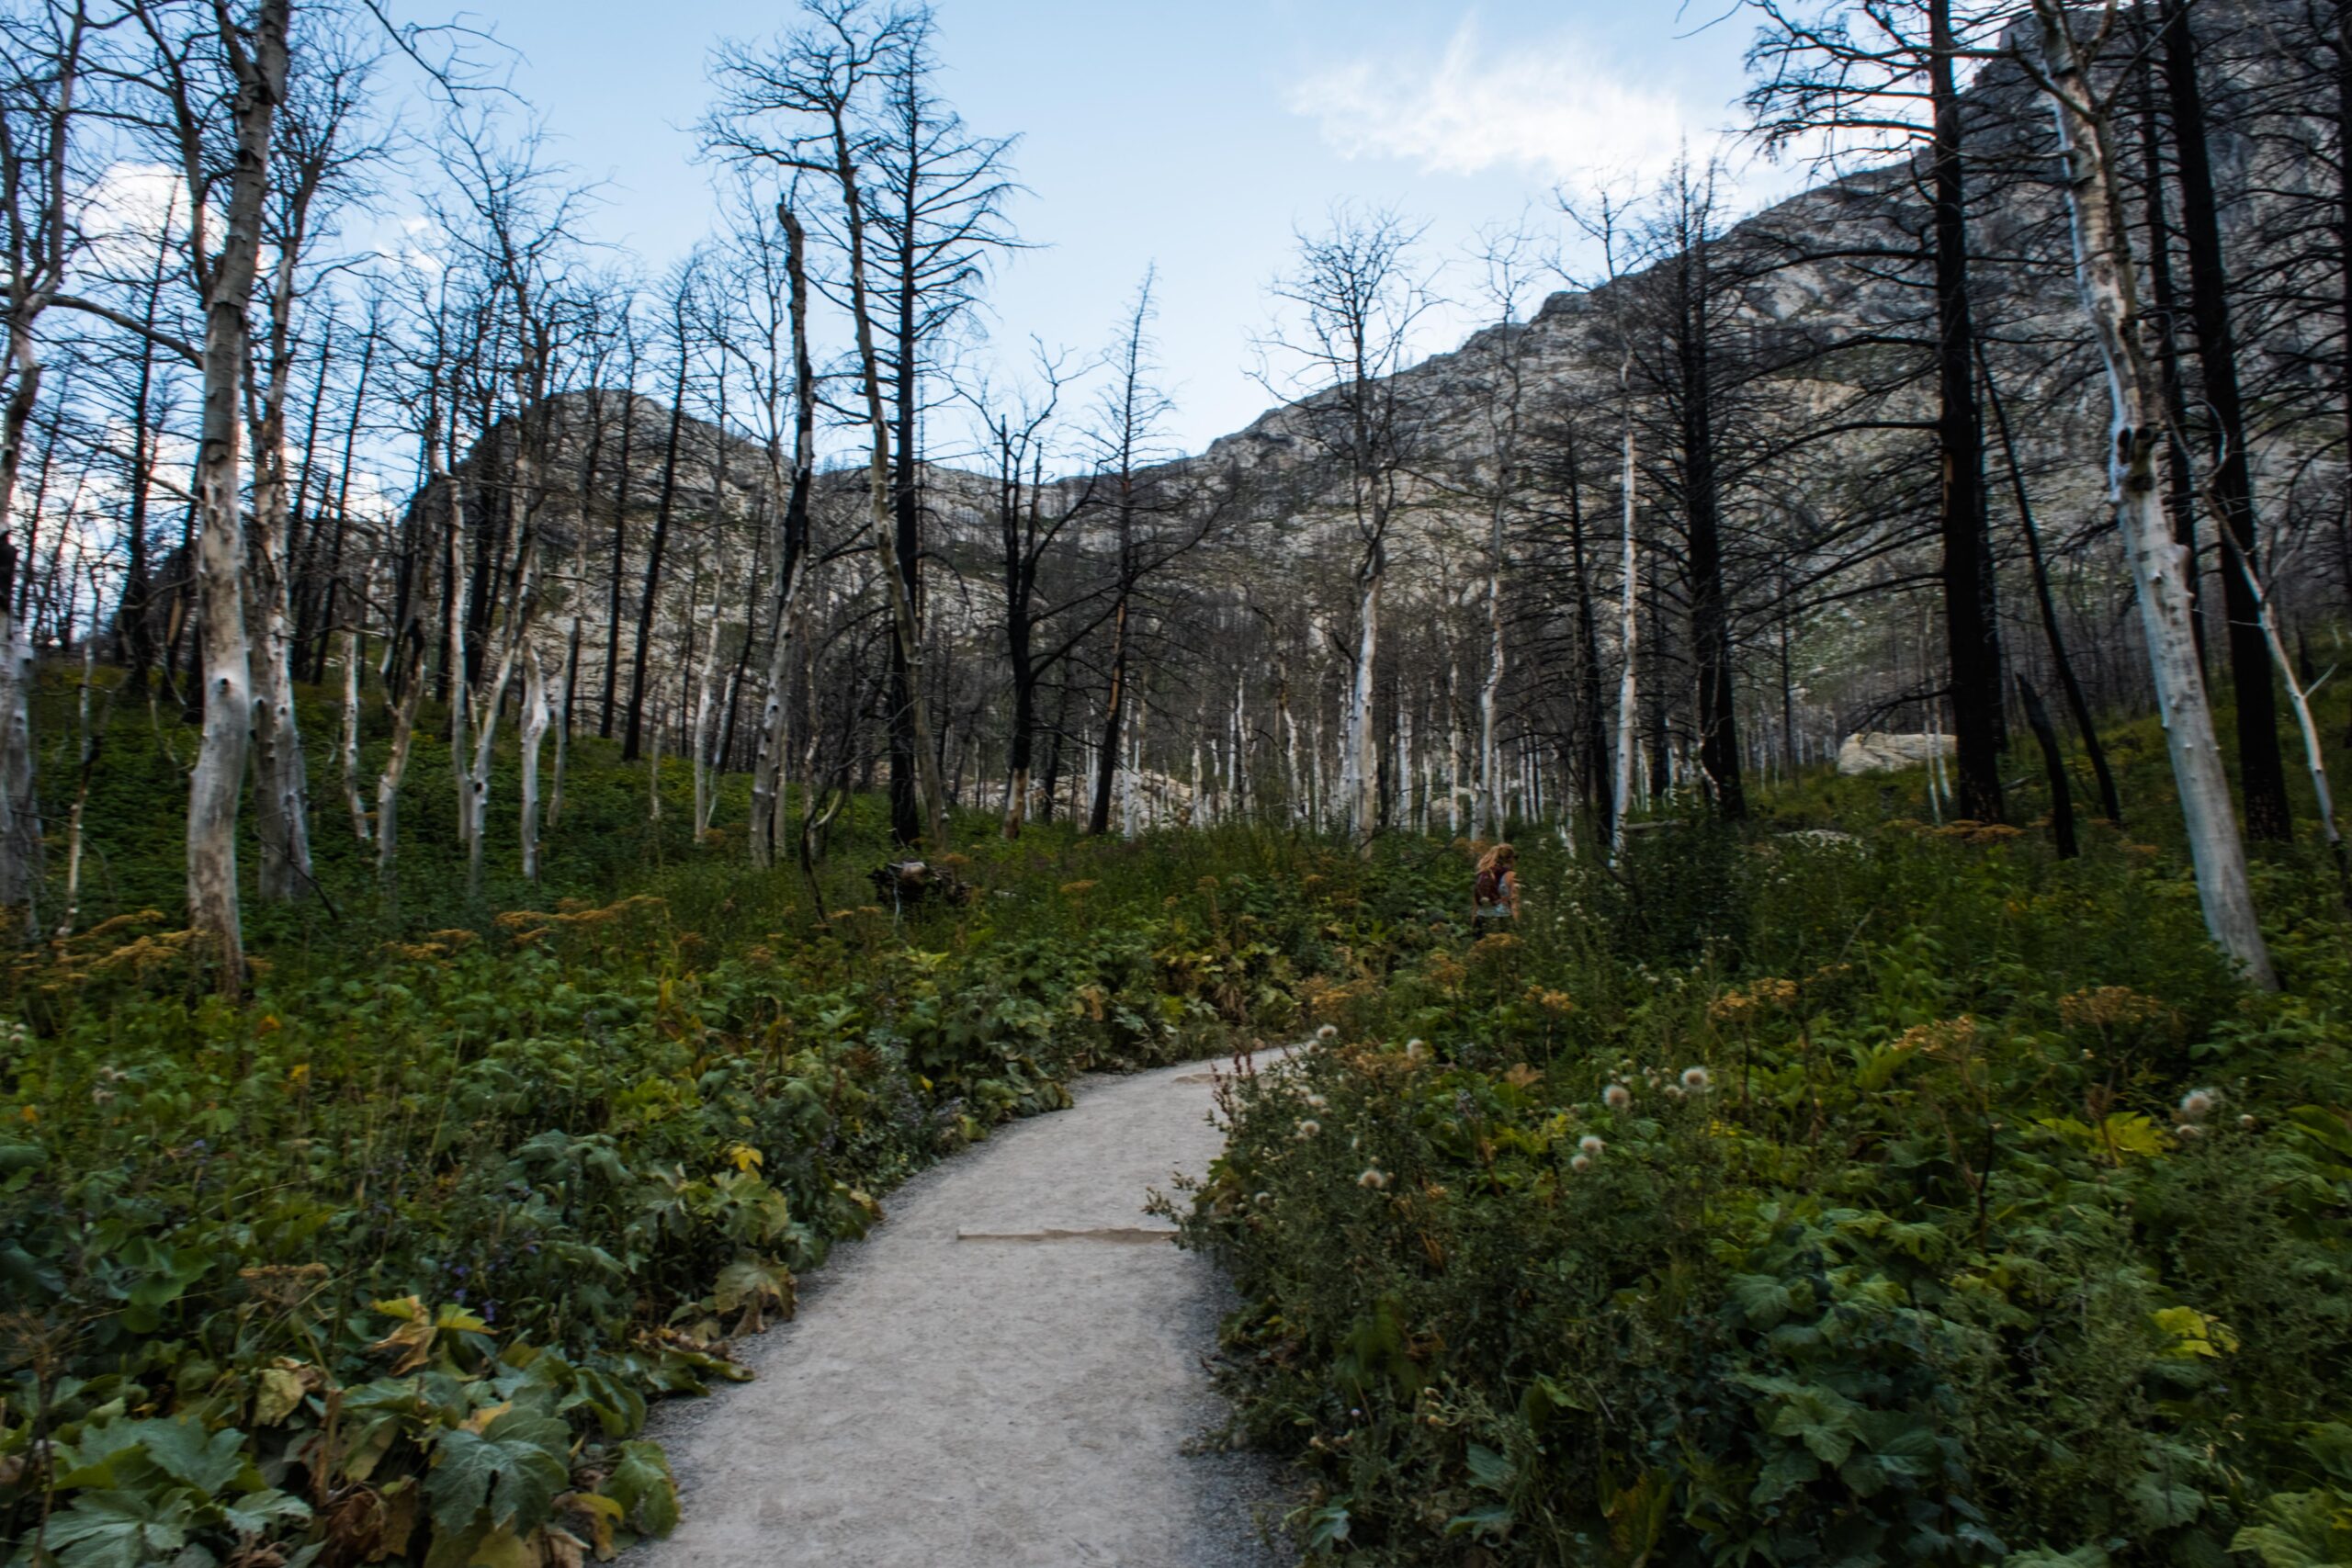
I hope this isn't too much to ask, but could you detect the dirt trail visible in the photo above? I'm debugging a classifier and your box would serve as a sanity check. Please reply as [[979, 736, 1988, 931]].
[[634, 1055, 1290, 1568]]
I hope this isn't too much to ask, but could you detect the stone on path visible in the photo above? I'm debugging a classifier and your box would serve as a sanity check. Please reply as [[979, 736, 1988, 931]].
[[633, 1055, 1289, 1568]]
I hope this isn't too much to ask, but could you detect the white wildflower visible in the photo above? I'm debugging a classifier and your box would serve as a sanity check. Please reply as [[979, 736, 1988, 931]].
[[1578, 1134, 1605, 1156], [1357, 1168, 1389, 1190], [1316, 1024, 1339, 1043], [1569, 1153, 1591, 1173], [1681, 1066, 1713, 1092], [2178, 1088, 2218, 1122], [1603, 1083, 1632, 1111], [1295, 1120, 1321, 1140]]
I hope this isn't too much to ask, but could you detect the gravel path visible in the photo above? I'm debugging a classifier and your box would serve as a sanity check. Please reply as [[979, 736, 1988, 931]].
[[634, 1055, 1293, 1568]]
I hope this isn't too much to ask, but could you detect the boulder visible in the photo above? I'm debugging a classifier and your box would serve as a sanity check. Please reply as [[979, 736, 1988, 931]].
[[1836, 731, 1956, 776]]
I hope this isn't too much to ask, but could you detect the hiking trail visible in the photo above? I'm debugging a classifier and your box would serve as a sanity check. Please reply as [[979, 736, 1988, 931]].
[[634, 1054, 1290, 1568]]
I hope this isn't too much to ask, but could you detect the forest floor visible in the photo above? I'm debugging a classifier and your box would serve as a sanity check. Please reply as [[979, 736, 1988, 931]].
[[633, 1053, 1291, 1568], [17, 682, 2352, 1567]]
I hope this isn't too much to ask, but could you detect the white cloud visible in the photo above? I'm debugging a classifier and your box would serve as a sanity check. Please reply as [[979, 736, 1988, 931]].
[[1285, 19, 1695, 189], [74, 162, 184, 277]]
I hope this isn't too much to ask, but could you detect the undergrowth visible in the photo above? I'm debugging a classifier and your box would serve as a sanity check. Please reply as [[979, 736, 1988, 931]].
[[1175, 810, 2352, 1566], [0, 684, 1363, 1568], [8, 670, 2352, 1568]]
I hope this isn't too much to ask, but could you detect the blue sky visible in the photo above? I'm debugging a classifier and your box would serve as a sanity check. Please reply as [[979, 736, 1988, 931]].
[[463, 0, 1784, 455]]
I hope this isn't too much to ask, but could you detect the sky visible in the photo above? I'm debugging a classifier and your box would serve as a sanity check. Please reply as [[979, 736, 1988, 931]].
[[447, 0, 1795, 457]]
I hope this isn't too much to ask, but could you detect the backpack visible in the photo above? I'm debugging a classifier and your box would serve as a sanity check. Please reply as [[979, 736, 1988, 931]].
[[1475, 866, 1504, 906]]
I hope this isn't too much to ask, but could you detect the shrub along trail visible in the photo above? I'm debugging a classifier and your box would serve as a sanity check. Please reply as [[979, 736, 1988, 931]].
[[635, 1054, 1287, 1568]]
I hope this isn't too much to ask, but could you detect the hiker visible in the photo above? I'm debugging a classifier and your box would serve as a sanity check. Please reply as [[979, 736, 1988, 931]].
[[1474, 842, 1521, 923]]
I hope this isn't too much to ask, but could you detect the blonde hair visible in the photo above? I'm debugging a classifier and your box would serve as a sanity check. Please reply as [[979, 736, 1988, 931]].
[[1476, 842, 1516, 875]]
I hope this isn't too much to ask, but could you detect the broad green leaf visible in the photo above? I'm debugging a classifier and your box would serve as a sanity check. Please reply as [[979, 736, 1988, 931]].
[[601, 1440, 679, 1539], [425, 1406, 571, 1534], [2127, 1471, 2204, 1530], [1727, 1272, 1798, 1328], [126, 1418, 246, 1495], [220, 1487, 312, 1537], [1444, 1504, 1513, 1539], [40, 1488, 196, 1568], [1302, 1501, 1351, 1551], [1464, 1443, 1512, 1493], [1752, 1445, 1821, 1504]]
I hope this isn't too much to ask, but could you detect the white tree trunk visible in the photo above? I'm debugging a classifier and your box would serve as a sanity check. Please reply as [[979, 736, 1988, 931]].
[[1609, 380, 1641, 863], [376, 631, 425, 897], [446, 471, 471, 845], [1350, 570, 1381, 849], [340, 619, 368, 842], [519, 643, 548, 881], [550, 623, 575, 829], [247, 360, 310, 904], [750, 581, 804, 867], [53, 632, 94, 939], [463, 539, 539, 897], [1123, 692, 1145, 839], [692, 627, 723, 840], [1395, 689, 1413, 836], [2030, 0, 2276, 987], [1478, 494, 1507, 840], [185, 1, 291, 987], [0, 571, 35, 930]]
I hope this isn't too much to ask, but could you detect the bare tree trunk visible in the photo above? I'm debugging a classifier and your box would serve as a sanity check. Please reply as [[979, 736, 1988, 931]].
[[53, 622, 99, 939], [1610, 357, 1641, 863], [844, 217, 947, 849], [519, 644, 548, 880], [464, 537, 539, 897], [692, 625, 723, 840], [0, 520, 38, 931], [2158, 0, 2291, 840], [1930, 0, 2006, 823], [1477, 490, 1505, 840], [2017, 675, 2077, 859], [187, 0, 292, 989], [1349, 558, 1380, 851], [1982, 348, 2122, 824], [1089, 593, 1128, 835], [376, 613, 428, 904], [748, 280, 814, 868], [552, 616, 577, 827], [339, 569, 369, 842], [624, 354, 687, 761], [247, 398, 311, 902], [2029, 0, 2276, 987], [446, 467, 470, 841]]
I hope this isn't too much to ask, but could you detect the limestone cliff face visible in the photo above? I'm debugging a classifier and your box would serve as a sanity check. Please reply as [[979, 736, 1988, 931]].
[[425, 0, 2327, 754]]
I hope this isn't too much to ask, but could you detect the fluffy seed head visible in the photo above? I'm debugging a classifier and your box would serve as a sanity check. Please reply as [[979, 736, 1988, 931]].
[[1681, 1066, 1713, 1091], [1316, 1024, 1339, 1043], [1295, 1120, 1321, 1140], [1569, 1153, 1592, 1173], [2179, 1089, 2218, 1122], [1578, 1134, 1605, 1156], [1603, 1083, 1632, 1111], [1357, 1167, 1389, 1190]]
